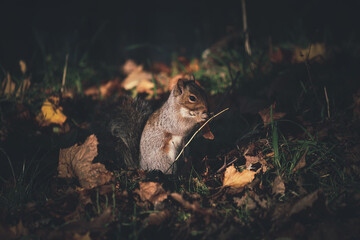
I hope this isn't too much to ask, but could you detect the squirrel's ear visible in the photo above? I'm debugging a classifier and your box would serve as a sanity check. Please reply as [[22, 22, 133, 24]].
[[173, 79, 184, 96], [189, 74, 195, 82]]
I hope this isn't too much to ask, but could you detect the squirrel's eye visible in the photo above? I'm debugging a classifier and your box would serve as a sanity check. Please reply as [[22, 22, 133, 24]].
[[189, 95, 197, 102]]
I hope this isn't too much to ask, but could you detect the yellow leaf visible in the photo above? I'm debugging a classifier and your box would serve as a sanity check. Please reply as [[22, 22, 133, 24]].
[[1, 73, 16, 96], [36, 99, 67, 126], [223, 165, 257, 188]]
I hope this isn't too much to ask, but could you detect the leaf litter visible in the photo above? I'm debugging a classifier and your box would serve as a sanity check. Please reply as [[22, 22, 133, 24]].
[[1, 55, 360, 240]]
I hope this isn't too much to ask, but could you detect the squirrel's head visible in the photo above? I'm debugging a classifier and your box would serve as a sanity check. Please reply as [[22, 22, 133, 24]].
[[172, 77, 208, 123]]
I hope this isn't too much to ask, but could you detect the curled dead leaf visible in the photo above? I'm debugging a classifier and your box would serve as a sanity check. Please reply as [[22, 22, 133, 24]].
[[58, 134, 113, 189], [135, 182, 168, 206], [223, 165, 257, 188]]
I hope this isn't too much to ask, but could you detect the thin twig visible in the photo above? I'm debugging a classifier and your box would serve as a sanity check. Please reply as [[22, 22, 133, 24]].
[[324, 86, 330, 119], [175, 108, 230, 162], [216, 157, 238, 173], [241, 0, 251, 56], [61, 54, 69, 93]]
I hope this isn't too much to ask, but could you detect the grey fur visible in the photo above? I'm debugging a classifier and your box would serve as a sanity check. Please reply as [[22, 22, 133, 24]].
[[109, 97, 152, 167], [139, 80, 208, 174]]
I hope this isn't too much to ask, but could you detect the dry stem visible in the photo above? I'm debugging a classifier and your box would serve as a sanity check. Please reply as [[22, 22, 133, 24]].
[[175, 107, 230, 161]]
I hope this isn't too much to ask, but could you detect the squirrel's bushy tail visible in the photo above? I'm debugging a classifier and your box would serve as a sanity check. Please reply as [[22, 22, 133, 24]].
[[108, 97, 152, 168]]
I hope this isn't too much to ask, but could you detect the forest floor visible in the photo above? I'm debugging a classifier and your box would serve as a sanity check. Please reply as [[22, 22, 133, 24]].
[[1, 38, 360, 240]]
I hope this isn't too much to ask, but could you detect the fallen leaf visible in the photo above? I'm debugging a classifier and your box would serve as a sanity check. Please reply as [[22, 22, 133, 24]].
[[258, 103, 286, 126], [84, 78, 121, 99], [135, 182, 168, 206], [244, 154, 269, 173], [58, 134, 113, 189], [1, 73, 16, 96], [272, 175, 285, 195], [244, 155, 261, 168], [151, 62, 171, 74], [36, 99, 67, 126], [122, 59, 139, 75], [201, 122, 214, 140], [121, 64, 154, 94], [223, 165, 257, 188], [292, 149, 308, 173]]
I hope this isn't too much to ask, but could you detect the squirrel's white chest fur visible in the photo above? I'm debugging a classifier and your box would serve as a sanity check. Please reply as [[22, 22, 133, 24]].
[[168, 135, 183, 160]]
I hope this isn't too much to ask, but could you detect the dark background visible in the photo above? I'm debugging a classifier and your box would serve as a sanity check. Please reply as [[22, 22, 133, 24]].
[[1, 0, 360, 73]]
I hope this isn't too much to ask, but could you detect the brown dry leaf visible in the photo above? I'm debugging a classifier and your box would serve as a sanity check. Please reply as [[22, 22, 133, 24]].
[[135, 182, 168, 206], [151, 62, 172, 75], [272, 175, 285, 195], [1, 73, 16, 96], [84, 78, 121, 99], [244, 155, 261, 168], [73, 232, 91, 240], [223, 165, 257, 188], [292, 149, 308, 173], [201, 121, 214, 140], [58, 134, 113, 189], [121, 63, 154, 94], [145, 210, 171, 226], [122, 59, 139, 75], [36, 99, 67, 126], [244, 154, 269, 173], [136, 78, 155, 94], [258, 103, 286, 126]]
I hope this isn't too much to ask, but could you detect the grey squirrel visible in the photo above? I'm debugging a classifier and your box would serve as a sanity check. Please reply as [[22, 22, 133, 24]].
[[108, 77, 209, 174]]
